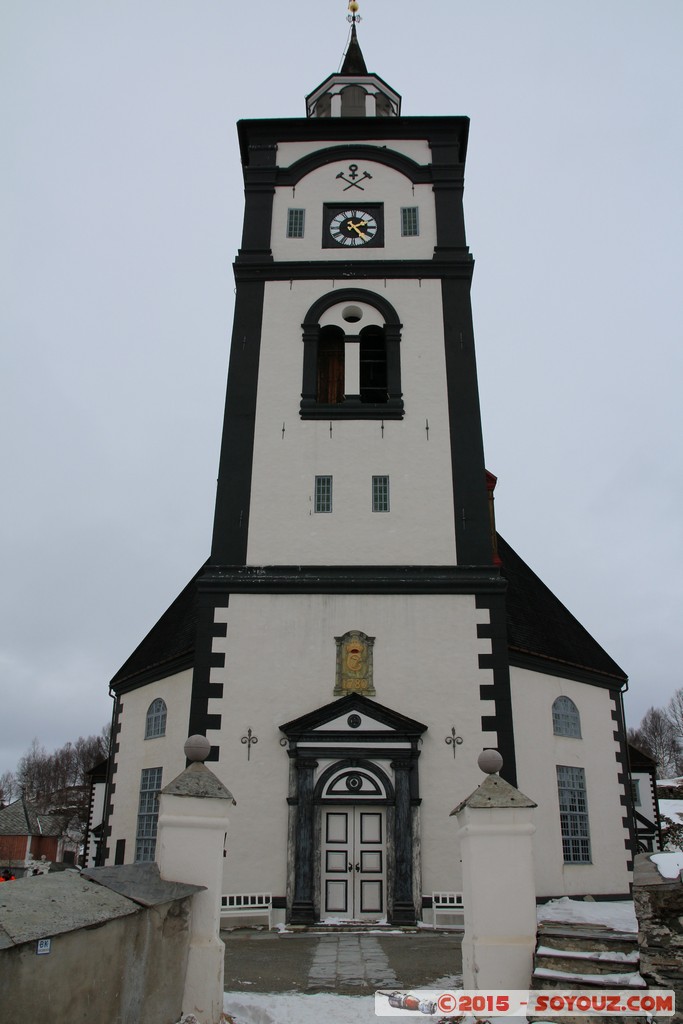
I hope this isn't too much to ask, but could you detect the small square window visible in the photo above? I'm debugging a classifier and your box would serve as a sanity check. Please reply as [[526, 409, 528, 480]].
[[372, 475, 390, 512], [287, 208, 305, 238], [315, 475, 332, 513], [401, 207, 419, 237]]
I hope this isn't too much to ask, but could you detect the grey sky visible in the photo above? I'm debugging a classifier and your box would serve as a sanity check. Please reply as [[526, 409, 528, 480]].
[[2, 1, 682, 778]]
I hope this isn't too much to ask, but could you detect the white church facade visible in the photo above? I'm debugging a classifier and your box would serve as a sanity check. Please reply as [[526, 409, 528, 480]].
[[102, 13, 635, 925]]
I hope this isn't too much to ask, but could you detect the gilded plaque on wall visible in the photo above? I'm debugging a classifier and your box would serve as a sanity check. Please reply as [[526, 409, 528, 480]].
[[334, 630, 375, 695]]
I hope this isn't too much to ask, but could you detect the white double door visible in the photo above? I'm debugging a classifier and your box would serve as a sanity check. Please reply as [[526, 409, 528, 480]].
[[322, 806, 386, 920]]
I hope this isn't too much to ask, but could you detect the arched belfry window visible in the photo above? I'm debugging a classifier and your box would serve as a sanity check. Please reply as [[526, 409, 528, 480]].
[[341, 85, 367, 117], [301, 289, 403, 420], [145, 698, 167, 739], [552, 696, 581, 738]]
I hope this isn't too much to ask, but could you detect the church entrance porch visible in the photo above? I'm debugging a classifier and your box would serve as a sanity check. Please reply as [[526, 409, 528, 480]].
[[322, 806, 386, 920], [280, 693, 427, 927]]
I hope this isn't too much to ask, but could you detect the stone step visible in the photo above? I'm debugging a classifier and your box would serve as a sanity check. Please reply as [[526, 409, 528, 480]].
[[532, 966, 646, 990], [536, 946, 640, 976], [537, 924, 638, 954]]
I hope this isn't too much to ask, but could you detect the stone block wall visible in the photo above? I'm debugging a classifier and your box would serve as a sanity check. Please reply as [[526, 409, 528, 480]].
[[632, 853, 683, 1024]]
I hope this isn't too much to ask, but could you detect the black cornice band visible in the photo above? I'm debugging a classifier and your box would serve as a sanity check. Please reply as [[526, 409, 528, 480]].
[[233, 257, 474, 282], [237, 116, 471, 167], [198, 565, 504, 594]]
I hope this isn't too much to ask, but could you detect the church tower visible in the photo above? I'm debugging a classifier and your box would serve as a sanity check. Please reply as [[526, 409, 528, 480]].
[[105, 5, 634, 924]]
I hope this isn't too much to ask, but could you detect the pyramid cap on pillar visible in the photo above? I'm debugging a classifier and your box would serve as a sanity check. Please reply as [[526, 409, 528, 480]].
[[450, 772, 536, 816], [161, 760, 236, 803]]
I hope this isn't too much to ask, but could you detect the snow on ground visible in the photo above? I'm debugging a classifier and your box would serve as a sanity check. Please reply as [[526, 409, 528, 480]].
[[651, 850, 683, 878], [223, 992, 376, 1024], [536, 897, 637, 933], [219, 898, 643, 1024], [659, 798, 683, 824]]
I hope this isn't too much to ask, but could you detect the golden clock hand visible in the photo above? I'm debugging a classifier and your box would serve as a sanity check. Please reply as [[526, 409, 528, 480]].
[[347, 219, 370, 241]]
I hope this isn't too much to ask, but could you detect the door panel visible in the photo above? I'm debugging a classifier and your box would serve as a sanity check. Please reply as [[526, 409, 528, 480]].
[[321, 806, 386, 920]]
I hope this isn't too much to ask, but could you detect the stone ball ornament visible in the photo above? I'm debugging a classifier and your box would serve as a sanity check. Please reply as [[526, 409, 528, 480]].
[[478, 748, 503, 775], [184, 734, 211, 763]]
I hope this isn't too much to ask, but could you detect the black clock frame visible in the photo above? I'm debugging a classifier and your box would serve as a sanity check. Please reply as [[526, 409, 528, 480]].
[[322, 203, 384, 249]]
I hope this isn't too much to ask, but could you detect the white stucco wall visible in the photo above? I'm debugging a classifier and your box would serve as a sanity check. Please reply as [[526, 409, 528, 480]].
[[245, 277, 457, 566], [109, 670, 193, 863], [208, 592, 495, 898], [510, 667, 631, 897], [271, 158, 436, 263]]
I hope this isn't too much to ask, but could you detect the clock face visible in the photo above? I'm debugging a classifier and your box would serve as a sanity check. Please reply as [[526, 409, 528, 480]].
[[329, 209, 378, 246], [323, 204, 384, 248]]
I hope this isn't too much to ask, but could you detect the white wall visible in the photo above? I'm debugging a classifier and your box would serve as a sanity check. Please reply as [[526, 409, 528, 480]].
[[208, 592, 495, 897], [271, 158, 436, 263], [109, 670, 192, 862], [510, 666, 631, 896], [246, 278, 458, 566]]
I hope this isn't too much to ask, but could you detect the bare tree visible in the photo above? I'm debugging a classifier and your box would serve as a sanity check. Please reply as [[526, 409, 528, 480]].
[[0, 770, 17, 807], [666, 687, 683, 774], [630, 707, 680, 779], [13, 728, 111, 831]]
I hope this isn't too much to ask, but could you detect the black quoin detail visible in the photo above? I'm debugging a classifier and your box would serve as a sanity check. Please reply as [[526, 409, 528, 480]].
[[476, 593, 517, 787], [187, 592, 229, 761]]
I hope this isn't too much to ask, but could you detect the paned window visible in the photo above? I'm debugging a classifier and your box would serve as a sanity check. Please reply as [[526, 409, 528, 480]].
[[556, 765, 591, 863], [372, 475, 390, 512], [401, 207, 419, 237], [135, 767, 162, 863], [315, 475, 333, 513], [287, 208, 305, 238], [631, 779, 641, 807], [552, 696, 581, 737], [145, 698, 167, 739]]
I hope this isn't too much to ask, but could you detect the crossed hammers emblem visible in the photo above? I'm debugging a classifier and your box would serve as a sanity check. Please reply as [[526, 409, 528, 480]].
[[336, 163, 373, 190]]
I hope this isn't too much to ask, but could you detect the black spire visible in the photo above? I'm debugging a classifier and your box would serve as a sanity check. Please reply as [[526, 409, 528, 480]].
[[341, 21, 368, 75]]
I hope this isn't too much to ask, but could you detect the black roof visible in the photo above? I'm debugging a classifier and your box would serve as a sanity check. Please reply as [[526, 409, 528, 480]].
[[497, 534, 627, 685], [340, 24, 368, 75], [110, 565, 204, 691], [0, 799, 65, 838], [110, 535, 626, 692]]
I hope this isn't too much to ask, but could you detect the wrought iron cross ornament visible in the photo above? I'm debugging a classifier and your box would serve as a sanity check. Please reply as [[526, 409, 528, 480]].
[[241, 727, 258, 761], [445, 726, 464, 758]]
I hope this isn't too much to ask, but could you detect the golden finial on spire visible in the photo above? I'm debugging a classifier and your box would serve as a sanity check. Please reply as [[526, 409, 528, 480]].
[[347, 1, 361, 26]]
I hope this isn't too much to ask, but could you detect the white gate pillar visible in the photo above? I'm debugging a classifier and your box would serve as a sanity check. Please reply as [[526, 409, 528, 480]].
[[157, 735, 235, 1024], [451, 750, 537, 990]]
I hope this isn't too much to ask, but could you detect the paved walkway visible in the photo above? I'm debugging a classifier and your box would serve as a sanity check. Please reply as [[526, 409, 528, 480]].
[[223, 929, 463, 996]]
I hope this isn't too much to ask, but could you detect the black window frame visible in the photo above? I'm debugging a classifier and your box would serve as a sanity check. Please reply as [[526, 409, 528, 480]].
[[300, 289, 403, 420]]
